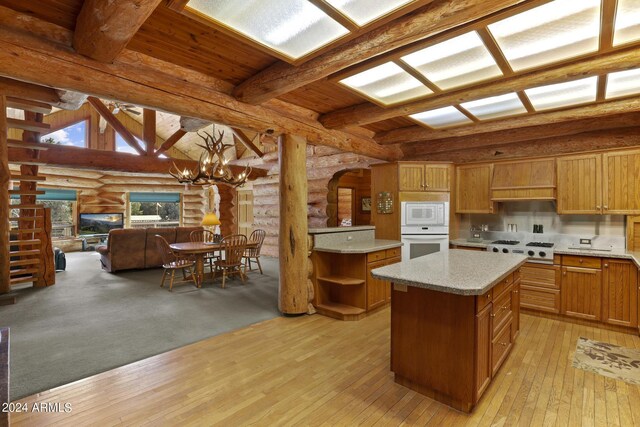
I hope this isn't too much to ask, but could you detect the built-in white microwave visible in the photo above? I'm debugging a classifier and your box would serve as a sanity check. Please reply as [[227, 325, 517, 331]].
[[401, 202, 449, 228]]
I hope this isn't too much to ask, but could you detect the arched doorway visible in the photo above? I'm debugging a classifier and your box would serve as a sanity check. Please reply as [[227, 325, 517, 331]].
[[326, 168, 371, 227]]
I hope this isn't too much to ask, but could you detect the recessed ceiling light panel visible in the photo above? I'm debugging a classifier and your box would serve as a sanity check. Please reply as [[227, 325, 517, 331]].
[[606, 68, 640, 99], [460, 93, 527, 120], [524, 76, 598, 111], [613, 0, 640, 46], [488, 0, 601, 71], [340, 62, 433, 105], [325, 0, 415, 26], [187, 0, 349, 59], [401, 31, 502, 90], [409, 106, 473, 128]]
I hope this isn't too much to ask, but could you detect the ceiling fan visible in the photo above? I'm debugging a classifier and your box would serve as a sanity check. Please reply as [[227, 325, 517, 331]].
[[109, 101, 140, 115]]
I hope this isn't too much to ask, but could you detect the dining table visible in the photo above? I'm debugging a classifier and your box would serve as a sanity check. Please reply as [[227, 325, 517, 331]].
[[170, 241, 258, 287]]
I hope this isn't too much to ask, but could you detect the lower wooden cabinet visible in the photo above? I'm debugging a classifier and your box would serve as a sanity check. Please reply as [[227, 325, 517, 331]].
[[492, 316, 513, 376], [561, 266, 602, 321], [520, 263, 561, 313], [366, 251, 400, 311], [475, 304, 492, 399], [511, 280, 520, 340], [602, 259, 638, 328]]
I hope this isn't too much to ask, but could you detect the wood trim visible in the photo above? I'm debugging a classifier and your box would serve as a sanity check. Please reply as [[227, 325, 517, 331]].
[[142, 108, 156, 156], [87, 97, 145, 155], [476, 28, 513, 76], [165, 0, 189, 12], [73, 0, 162, 62], [0, 96, 9, 293], [516, 91, 535, 113], [308, 0, 359, 32], [599, 0, 617, 52], [232, 0, 527, 103], [321, 47, 640, 129]]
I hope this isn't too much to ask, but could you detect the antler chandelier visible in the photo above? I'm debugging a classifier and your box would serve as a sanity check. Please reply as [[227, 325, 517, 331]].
[[170, 130, 251, 187]]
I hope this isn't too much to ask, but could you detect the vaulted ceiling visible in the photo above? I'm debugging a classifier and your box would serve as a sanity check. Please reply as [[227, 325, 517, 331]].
[[1, 0, 639, 163]]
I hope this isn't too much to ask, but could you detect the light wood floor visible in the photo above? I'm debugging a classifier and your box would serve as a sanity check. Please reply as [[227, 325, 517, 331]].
[[12, 309, 640, 426]]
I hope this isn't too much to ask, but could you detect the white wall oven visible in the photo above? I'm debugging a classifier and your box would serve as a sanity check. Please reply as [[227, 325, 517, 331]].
[[400, 202, 449, 262]]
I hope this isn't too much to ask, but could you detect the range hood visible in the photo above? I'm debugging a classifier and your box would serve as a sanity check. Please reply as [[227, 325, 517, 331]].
[[491, 158, 556, 201]]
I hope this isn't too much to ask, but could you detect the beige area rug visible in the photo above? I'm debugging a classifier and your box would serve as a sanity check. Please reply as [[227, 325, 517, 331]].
[[573, 337, 640, 385]]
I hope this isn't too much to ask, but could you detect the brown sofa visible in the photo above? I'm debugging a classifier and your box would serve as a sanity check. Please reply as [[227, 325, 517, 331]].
[[96, 226, 202, 273]]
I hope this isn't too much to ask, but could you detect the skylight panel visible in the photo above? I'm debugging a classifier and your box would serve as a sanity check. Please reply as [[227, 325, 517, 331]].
[[524, 76, 598, 111], [324, 0, 415, 26], [186, 0, 349, 59], [401, 31, 502, 90], [460, 93, 527, 120], [606, 68, 640, 99], [339, 62, 433, 105], [487, 0, 601, 71], [410, 106, 473, 129], [613, 0, 640, 46]]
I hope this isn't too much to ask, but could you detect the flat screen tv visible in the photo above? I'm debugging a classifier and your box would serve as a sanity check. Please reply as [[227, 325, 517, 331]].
[[78, 213, 124, 235]]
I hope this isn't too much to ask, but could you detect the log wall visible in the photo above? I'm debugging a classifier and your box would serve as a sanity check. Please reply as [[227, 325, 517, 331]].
[[250, 146, 382, 257]]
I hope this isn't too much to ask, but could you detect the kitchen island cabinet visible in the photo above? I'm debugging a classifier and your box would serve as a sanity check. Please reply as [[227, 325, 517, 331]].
[[371, 250, 526, 412]]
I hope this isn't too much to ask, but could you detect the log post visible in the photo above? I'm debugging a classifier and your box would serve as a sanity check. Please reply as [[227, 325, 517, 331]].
[[0, 96, 9, 293], [278, 134, 309, 314]]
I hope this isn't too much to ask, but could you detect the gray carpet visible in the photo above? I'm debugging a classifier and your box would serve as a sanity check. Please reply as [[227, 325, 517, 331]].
[[0, 251, 281, 400]]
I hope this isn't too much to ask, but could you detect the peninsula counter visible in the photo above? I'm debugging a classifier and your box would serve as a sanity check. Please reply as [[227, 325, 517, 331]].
[[371, 250, 527, 412]]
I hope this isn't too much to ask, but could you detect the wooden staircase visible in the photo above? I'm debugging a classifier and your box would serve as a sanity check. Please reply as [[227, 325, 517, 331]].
[[3, 97, 55, 291]]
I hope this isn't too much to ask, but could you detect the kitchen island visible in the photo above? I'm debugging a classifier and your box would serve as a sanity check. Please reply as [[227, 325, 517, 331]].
[[371, 249, 527, 412]]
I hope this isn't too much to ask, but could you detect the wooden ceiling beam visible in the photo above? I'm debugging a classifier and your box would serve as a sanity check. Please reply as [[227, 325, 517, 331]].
[[401, 112, 640, 158], [321, 47, 640, 129], [0, 77, 60, 105], [406, 128, 640, 163], [232, 0, 527, 104], [7, 143, 268, 179], [143, 108, 156, 156], [73, 0, 162, 63], [6, 97, 52, 114], [0, 26, 400, 161], [233, 135, 248, 160], [155, 129, 187, 155], [230, 128, 264, 158], [377, 96, 640, 145], [87, 97, 145, 155]]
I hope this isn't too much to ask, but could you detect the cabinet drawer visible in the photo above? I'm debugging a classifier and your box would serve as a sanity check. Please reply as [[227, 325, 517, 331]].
[[562, 255, 601, 268], [493, 273, 514, 299], [367, 251, 386, 263], [385, 248, 401, 259], [476, 289, 493, 313], [492, 285, 513, 334], [492, 317, 513, 376], [520, 286, 560, 313], [521, 264, 560, 289]]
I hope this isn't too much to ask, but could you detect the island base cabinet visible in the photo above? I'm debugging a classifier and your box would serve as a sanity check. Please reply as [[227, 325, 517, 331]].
[[390, 279, 518, 413]]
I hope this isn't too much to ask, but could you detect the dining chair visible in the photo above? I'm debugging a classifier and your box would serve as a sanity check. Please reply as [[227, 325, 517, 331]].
[[212, 234, 247, 288], [155, 235, 197, 291], [243, 229, 266, 274], [190, 230, 222, 272]]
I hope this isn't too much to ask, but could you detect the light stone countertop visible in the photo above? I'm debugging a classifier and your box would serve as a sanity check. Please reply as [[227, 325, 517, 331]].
[[308, 226, 375, 235], [371, 249, 527, 296], [449, 238, 491, 248], [554, 246, 640, 267], [314, 239, 402, 254]]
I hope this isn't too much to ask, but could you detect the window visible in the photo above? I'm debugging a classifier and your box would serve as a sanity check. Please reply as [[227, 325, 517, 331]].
[[129, 192, 181, 228], [10, 188, 77, 239], [41, 121, 88, 148], [115, 133, 144, 155], [410, 106, 473, 129]]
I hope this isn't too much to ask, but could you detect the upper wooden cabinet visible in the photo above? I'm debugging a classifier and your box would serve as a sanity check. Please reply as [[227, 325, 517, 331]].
[[456, 164, 495, 214], [556, 154, 602, 214], [398, 163, 450, 192], [491, 159, 555, 201], [603, 149, 640, 214]]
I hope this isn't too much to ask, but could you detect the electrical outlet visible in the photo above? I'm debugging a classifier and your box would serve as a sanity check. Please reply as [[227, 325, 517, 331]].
[[580, 238, 592, 245], [347, 236, 353, 241]]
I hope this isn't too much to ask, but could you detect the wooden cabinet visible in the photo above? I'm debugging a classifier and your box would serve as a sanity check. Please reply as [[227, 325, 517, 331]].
[[456, 164, 495, 214], [366, 254, 400, 310], [561, 265, 602, 321], [602, 259, 638, 328], [399, 163, 450, 192], [491, 158, 556, 201], [602, 149, 640, 214], [556, 154, 602, 214], [511, 279, 521, 340]]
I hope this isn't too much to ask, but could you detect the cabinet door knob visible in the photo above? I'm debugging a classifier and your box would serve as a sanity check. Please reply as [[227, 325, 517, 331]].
[[563, 271, 567, 276], [604, 263, 609, 268], [579, 259, 583, 263], [596, 206, 601, 210], [500, 342, 508, 347], [604, 206, 608, 210]]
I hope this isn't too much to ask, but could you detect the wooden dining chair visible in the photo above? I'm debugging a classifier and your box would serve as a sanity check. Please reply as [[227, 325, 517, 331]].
[[212, 234, 247, 288], [189, 230, 222, 272], [243, 229, 266, 274], [155, 235, 197, 292]]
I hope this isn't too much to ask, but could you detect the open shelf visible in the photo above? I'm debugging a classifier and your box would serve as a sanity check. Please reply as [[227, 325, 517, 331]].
[[317, 275, 365, 286], [316, 302, 366, 316]]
